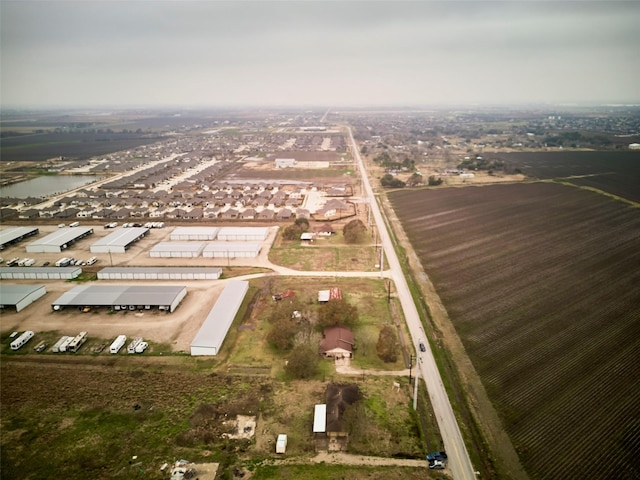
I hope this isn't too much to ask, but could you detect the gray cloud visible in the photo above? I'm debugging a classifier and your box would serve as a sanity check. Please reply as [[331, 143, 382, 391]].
[[2, 1, 639, 107]]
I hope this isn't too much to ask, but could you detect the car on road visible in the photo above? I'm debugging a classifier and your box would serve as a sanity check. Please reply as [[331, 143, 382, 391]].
[[426, 451, 447, 462], [419, 342, 426, 352]]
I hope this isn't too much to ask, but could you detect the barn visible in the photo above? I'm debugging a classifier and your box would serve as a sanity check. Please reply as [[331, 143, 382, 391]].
[[190, 280, 249, 356]]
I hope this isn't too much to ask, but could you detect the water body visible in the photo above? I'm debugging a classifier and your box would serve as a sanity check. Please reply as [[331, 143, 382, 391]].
[[0, 175, 101, 199]]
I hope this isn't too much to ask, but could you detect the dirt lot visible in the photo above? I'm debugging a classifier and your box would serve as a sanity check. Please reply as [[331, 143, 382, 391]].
[[0, 224, 283, 351]]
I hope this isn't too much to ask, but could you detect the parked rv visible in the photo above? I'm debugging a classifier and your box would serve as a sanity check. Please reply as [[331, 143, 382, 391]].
[[55, 258, 72, 267], [87, 256, 97, 266], [109, 335, 127, 354], [7, 257, 20, 267], [69, 221, 80, 227], [10, 331, 35, 351], [135, 342, 148, 354], [23, 258, 36, 267]]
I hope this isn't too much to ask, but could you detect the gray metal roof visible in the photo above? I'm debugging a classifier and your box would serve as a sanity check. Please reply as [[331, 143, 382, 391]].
[[0, 227, 39, 246], [150, 242, 206, 252], [26, 227, 93, 247], [52, 285, 187, 307], [91, 227, 149, 247], [217, 226, 269, 240], [0, 284, 46, 305], [171, 227, 219, 238], [98, 267, 222, 274], [191, 280, 249, 351]]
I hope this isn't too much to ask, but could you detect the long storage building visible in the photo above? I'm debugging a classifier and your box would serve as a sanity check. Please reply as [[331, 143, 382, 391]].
[[190, 280, 249, 356], [170, 227, 219, 241], [98, 267, 222, 280], [149, 242, 206, 258], [51, 285, 187, 312], [0, 266, 82, 280], [202, 242, 261, 258], [0, 285, 47, 312], [0, 227, 39, 250], [26, 227, 93, 253], [90, 227, 149, 253], [217, 227, 269, 241]]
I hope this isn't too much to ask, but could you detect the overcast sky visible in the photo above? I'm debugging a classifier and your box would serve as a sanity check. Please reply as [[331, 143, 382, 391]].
[[2, 1, 639, 108]]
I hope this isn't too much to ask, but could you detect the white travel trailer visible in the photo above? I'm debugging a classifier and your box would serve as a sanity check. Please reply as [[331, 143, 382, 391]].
[[52, 336, 72, 353], [127, 337, 143, 354], [109, 335, 127, 354], [10, 331, 34, 350], [134, 341, 148, 354], [58, 336, 74, 352]]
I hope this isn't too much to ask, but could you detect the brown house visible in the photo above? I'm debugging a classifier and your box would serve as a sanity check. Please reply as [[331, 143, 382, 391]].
[[319, 326, 355, 359]]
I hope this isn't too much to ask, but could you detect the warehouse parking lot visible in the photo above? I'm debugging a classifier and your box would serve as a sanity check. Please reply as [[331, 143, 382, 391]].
[[0, 223, 279, 352]]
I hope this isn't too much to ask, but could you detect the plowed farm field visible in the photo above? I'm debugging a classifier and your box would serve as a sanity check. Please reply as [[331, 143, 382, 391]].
[[389, 182, 640, 479]]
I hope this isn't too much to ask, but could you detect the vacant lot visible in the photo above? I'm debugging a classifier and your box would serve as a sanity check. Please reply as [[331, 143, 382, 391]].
[[389, 182, 640, 479], [0, 357, 427, 480]]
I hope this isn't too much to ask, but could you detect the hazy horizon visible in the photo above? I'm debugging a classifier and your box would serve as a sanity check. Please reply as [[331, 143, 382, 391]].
[[2, 1, 639, 109]]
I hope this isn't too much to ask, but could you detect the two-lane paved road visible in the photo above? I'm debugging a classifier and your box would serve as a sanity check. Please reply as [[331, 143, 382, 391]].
[[347, 126, 477, 480]]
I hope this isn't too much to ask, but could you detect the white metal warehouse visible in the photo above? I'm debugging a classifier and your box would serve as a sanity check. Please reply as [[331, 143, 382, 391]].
[[0, 285, 47, 312], [190, 280, 249, 356], [26, 227, 94, 253], [0, 266, 82, 280], [170, 227, 219, 241], [0, 227, 39, 250], [202, 242, 261, 258], [90, 227, 149, 253], [51, 285, 187, 312], [149, 242, 206, 258], [98, 267, 222, 280], [217, 226, 269, 241]]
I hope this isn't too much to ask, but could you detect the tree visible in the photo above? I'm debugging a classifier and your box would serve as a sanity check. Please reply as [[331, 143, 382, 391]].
[[282, 219, 308, 240], [380, 174, 406, 188], [427, 175, 443, 186], [376, 325, 399, 363], [318, 299, 359, 328], [285, 344, 319, 379], [267, 317, 298, 351], [343, 219, 367, 244]]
